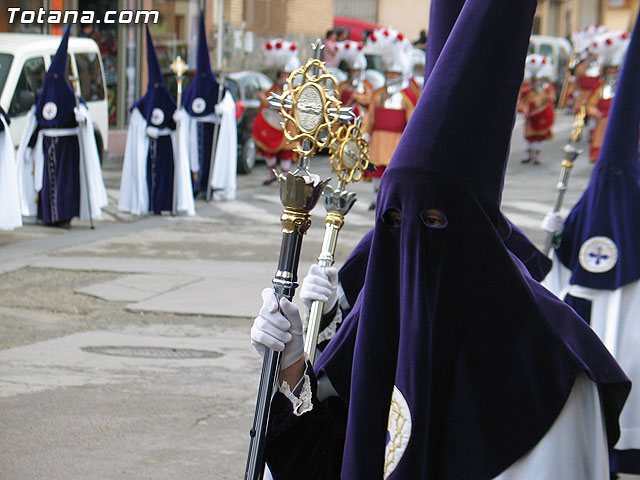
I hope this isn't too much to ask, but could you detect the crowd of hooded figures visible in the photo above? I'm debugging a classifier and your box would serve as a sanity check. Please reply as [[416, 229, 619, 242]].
[[2, 2, 640, 479], [0, 13, 237, 231]]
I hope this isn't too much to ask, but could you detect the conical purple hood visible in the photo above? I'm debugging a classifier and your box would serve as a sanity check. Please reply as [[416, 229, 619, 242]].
[[145, 26, 165, 91], [35, 27, 76, 128], [556, 16, 640, 290], [424, 0, 465, 80], [382, 0, 534, 237], [131, 27, 176, 130], [183, 11, 221, 116]]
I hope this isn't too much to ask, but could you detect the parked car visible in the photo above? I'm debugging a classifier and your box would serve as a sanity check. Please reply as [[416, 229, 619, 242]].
[[165, 69, 272, 174], [0, 33, 109, 162], [223, 71, 273, 174]]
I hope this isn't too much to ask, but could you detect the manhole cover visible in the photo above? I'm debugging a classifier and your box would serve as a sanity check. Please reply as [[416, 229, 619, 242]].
[[82, 346, 222, 359]]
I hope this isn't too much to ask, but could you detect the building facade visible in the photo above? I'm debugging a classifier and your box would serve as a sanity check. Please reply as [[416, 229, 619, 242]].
[[0, 0, 334, 130]]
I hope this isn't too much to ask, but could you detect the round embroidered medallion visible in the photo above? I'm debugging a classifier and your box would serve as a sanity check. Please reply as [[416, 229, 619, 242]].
[[384, 386, 412, 479], [151, 107, 165, 126], [42, 102, 57, 121], [192, 97, 206, 114], [578, 236, 618, 273]]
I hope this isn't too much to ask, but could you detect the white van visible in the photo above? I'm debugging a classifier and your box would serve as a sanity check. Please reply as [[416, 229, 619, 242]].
[[0, 34, 108, 161]]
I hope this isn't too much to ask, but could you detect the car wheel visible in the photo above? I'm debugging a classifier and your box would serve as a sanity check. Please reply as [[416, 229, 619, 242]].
[[238, 137, 256, 174]]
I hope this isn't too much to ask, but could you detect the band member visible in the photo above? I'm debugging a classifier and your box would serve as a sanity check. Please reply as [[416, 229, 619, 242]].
[[252, 39, 300, 185], [568, 25, 607, 114], [586, 31, 630, 163], [0, 108, 22, 230], [177, 11, 237, 200], [119, 27, 194, 216], [251, 0, 629, 478], [518, 54, 556, 165], [17, 28, 107, 227], [543, 15, 640, 478], [362, 27, 416, 209], [335, 41, 373, 119]]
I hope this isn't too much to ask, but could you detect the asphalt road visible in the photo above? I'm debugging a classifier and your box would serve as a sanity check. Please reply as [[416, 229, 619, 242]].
[[0, 111, 636, 479]]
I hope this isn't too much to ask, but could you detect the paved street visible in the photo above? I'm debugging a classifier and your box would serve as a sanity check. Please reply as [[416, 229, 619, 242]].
[[0, 111, 636, 479]]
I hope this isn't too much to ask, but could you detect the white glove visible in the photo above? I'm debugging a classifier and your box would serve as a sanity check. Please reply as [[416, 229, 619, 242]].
[[172, 110, 181, 123], [214, 103, 224, 115], [363, 132, 371, 143], [299, 264, 339, 312], [541, 212, 564, 233], [73, 106, 86, 125], [251, 288, 304, 370]]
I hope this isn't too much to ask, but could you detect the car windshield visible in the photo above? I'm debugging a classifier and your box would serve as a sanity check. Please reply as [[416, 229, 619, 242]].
[[0, 53, 14, 98]]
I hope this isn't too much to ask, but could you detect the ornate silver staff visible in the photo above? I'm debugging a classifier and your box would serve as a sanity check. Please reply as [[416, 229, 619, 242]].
[[244, 40, 354, 480], [170, 56, 187, 215], [304, 118, 370, 364], [69, 76, 94, 230], [543, 105, 586, 255]]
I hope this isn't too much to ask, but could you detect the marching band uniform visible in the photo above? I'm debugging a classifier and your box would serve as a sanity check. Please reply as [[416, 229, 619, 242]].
[[0, 108, 22, 230], [251, 0, 630, 478], [362, 28, 415, 209], [586, 32, 630, 163], [544, 15, 640, 476], [251, 40, 299, 185], [177, 12, 237, 200], [518, 55, 556, 165], [17, 28, 107, 227], [119, 27, 194, 216], [570, 25, 607, 115], [335, 41, 373, 119]]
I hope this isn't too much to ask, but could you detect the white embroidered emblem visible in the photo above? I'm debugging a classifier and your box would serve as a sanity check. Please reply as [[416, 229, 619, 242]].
[[42, 102, 57, 121], [384, 386, 412, 479], [192, 97, 206, 114], [579, 236, 618, 273], [151, 107, 165, 126]]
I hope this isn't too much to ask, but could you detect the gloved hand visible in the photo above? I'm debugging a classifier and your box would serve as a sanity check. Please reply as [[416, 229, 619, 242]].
[[299, 264, 339, 312], [363, 132, 371, 143], [214, 103, 224, 116], [541, 212, 564, 233], [251, 288, 304, 370], [73, 107, 86, 125], [172, 110, 181, 124]]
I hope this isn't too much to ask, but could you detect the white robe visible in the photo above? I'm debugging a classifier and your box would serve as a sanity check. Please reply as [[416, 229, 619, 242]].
[[118, 108, 195, 216], [0, 114, 22, 230], [176, 90, 237, 200], [545, 254, 640, 451], [16, 105, 108, 221]]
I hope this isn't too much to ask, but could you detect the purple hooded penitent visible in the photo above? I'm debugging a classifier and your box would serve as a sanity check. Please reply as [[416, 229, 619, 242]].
[[182, 11, 221, 117], [30, 27, 83, 224], [181, 11, 223, 195], [129, 27, 176, 213], [555, 18, 640, 291], [315, 0, 630, 477]]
